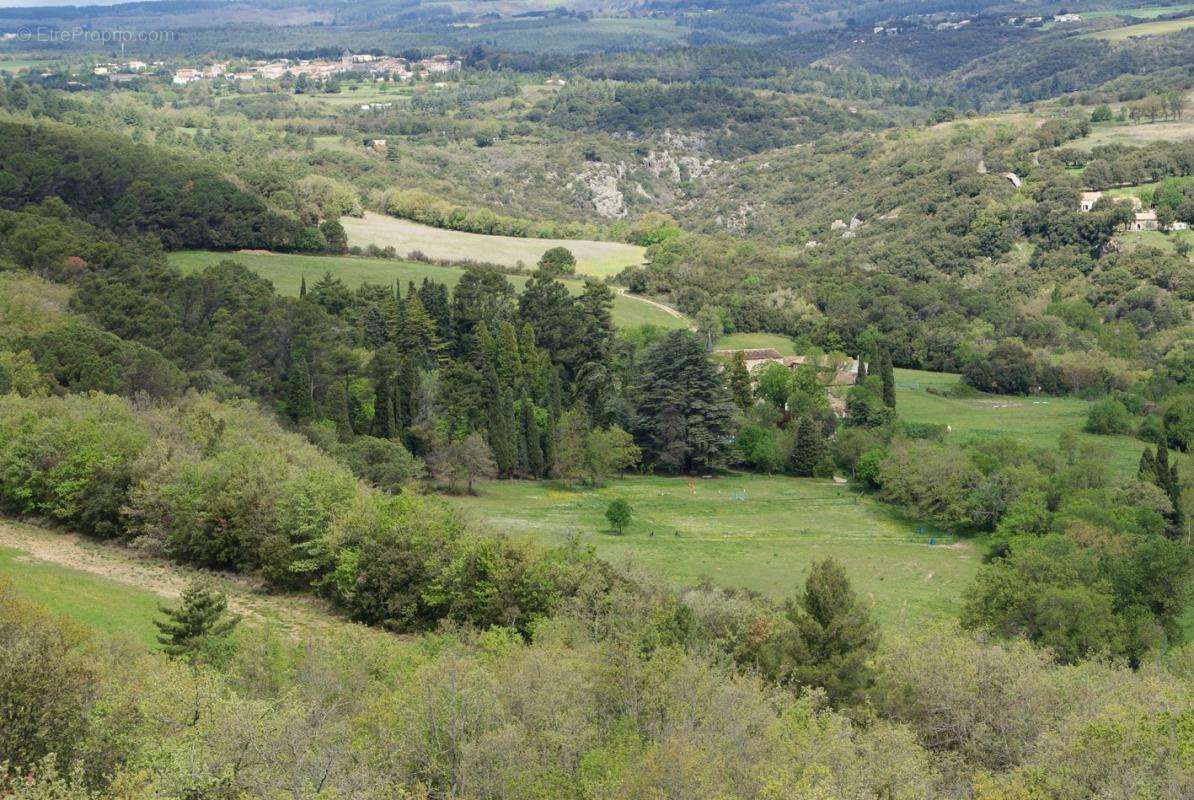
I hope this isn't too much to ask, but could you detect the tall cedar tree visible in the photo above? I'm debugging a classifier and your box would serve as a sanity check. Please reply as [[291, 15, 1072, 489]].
[[519, 271, 579, 375], [880, 349, 896, 409], [634, 330, 737, 473], [495, 321, 525, 391], [396, 294, 443, 368], [155, 581, 239, 661], [417, 278, 452, 341], [729, 351, 754, 410], [759, 559, 879, 707], [452, 267, 516, 357]]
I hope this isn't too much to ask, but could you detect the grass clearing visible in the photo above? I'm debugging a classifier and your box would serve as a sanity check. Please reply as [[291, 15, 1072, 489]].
[[893, 368, 1180, 478], [1072, 114, 1194, 150], [342, 211, 645, 278], [1089, 16, 1194, 40], [714, 332, 797, 355], [454, 474, 981, 631], [1116, 228, 1194, 255], [0, 542, 164, 648], [167, 250, 688, 330]]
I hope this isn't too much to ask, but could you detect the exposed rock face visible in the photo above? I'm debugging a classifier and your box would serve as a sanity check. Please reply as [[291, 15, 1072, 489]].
[[570, 164, 627, 218], [641, 148, 715, 181]]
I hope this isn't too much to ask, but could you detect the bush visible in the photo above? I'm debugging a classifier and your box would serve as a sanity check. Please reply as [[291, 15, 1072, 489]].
[[331, 435, 423, 490], [1083, 397, 1133, 435], [0, 393, 150, 537]]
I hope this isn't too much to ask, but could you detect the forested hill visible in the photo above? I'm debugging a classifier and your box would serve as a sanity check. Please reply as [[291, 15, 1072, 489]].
[[0, 120, 309, 252]]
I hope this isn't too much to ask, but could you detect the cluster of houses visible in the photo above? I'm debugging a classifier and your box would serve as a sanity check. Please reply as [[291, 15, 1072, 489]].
[[171, 52, 461, 86], [1005, 13, 1081, 26], [1078, 190, 1188, 232]]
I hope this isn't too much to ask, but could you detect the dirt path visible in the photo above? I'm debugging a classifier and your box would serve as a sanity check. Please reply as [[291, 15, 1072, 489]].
[[0, 518, 373, 639]]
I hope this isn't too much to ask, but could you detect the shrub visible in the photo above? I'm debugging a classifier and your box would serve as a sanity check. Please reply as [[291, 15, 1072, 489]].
[[0, 393, 149, 537], [1083, 397, 1133, 435]]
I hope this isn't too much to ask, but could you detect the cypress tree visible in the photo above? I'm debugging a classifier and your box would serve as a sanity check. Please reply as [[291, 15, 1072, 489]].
[[728, 351, 754, 410], [370, 345, 399, 439], [495, 320, 525, 391], [789, 416, 828, 477], [326, 376, 353, 439], [880, 349, 896, 409], [396, 294, 444, 368], [854, 355, 868, 385], [299, 275, 307, 299], [285, 348, 315, 423], [521, 389, 544, 478]]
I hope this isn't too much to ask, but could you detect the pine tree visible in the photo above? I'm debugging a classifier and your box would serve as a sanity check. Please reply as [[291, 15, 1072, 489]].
[[521, 390, 544, 478], [361, 303, 390, 350], [880, 349, 896, 409], [789, 416, 828, 477], [782, 559, 879, 707], [155, 581, 239, 662], [728, 351, 754, 410], [285, 348, 315, 423]]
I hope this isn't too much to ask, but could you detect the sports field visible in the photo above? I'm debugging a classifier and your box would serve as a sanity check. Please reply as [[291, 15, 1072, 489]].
[[341, 212, 646, 278], [168, 250, 688, 330], [454, 474, 981, 630]]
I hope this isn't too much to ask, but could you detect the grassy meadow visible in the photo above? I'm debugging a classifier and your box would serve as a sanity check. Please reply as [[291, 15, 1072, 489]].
[[1089, 16, 1194, 40], [454, 474, 981, 630], [168, 250, 688, 330], [714, 332, 797, 355], [341, 212, 646, 278], [893, 368, 1174, 477], [0, 544, 163, 647]]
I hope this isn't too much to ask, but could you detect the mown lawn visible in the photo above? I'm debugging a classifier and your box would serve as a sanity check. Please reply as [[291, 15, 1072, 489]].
[[168, 250, 687, 331], [0, 545, 163, 648], [341, 212, 645, 278], [453, 474, 982, 631]]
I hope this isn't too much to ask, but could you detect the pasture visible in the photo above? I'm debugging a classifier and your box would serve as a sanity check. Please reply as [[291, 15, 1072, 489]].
[[714, 332, 797, 355], [1089, 16, 1194, 40], [893, 368, 1169, 477], [168, 250, 688, 330], [0, 542, 163, 647], [454, 474, 981, 631], [341, 212, 646, 278], [1116, 228, 1194, 255]]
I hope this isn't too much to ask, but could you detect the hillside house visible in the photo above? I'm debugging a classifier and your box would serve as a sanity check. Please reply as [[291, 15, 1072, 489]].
[[1126, 211, 1158, 232], [1079, 191, 1102, 211], [714, 348, 862, 386]]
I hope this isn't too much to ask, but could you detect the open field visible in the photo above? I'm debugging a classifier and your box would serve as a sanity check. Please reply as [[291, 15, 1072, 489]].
[[342, 212, 646, 278], [0, 518, 380, 645], [893, 368, 1187, 478], [1080, 4, 1194, 21], [1089, 16, 1194, 40], [714, 332, 797, 355], [1116, 228, 1194, 255], [168, 250, 688, 330], [454, 474, 981, 631], [1072, 117, 1194, 150], [0, 542, 164, 647]]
